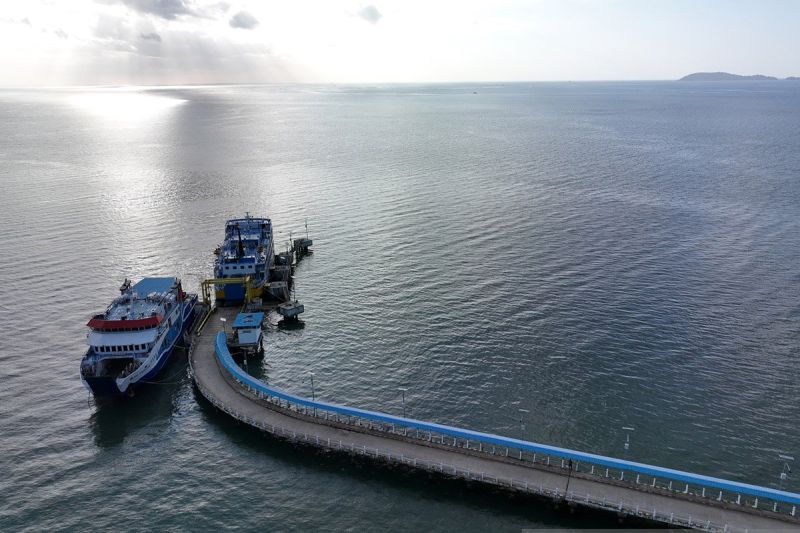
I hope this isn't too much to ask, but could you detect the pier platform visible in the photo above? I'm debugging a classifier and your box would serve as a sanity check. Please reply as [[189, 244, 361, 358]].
[[189, 308, 799, 532]]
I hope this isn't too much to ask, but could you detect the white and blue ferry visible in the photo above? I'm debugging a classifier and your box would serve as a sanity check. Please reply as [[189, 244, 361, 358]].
[[80, 277, 198, 397], [213, 213, 274, 304]]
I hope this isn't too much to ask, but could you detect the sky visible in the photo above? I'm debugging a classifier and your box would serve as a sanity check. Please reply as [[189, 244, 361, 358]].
[[0, 0, 798, 86]]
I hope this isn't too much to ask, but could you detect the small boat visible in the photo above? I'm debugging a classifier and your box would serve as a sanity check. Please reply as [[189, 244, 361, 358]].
[[80, 277, 198, 397], [213, 213, 274, 304]]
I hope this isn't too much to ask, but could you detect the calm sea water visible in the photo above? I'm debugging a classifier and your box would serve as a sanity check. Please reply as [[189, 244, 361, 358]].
[[1, 82, 799, 531]]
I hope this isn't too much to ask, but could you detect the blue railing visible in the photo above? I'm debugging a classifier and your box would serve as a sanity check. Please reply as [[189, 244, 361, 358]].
[[215, 332, 800, 507]]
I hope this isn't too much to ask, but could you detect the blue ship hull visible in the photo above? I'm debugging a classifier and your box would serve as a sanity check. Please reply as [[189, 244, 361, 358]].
[[82, 298, 197, 397]]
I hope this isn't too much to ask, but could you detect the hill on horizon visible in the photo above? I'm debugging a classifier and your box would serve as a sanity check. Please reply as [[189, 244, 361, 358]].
[[679, 72, 789, 81]]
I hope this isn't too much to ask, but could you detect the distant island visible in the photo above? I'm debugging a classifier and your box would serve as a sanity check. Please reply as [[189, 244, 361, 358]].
[[679, 72, 798, 81]]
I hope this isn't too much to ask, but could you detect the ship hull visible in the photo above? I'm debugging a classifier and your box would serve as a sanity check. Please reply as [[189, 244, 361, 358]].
[[81, 297, 197, 397]]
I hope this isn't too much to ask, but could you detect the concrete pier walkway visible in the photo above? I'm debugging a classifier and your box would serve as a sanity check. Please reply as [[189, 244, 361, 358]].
[[189, 308, 799, 532]]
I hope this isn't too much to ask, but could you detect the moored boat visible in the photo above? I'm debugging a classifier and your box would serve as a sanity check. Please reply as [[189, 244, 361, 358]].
[[213, 213, 274, 304], [79, 277, 198, 397]]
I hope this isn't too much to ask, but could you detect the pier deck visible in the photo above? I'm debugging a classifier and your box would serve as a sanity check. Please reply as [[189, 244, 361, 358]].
[[190, 308, 798, 532]]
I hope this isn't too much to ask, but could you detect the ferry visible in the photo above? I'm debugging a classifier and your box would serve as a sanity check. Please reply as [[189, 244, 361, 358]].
[[213, 213, 274, 304], [80, 277, 198, 397]]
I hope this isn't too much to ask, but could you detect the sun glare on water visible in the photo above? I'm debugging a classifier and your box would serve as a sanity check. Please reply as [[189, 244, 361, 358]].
[[69, 90, 186, 125]]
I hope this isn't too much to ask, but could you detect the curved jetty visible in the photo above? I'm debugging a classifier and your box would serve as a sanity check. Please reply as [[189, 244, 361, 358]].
[[190, 308, 800, 532]]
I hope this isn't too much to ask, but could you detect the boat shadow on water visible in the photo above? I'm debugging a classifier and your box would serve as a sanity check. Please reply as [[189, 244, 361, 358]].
[[88, 347, 191, 448]]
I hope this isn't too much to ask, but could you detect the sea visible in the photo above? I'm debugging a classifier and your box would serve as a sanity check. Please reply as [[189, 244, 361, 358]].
[[1, 82, 798, 531]]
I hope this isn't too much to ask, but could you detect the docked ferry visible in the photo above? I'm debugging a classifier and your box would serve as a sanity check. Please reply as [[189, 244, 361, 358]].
[[80, 277, 198, 397], [213, 213, 274, 304]]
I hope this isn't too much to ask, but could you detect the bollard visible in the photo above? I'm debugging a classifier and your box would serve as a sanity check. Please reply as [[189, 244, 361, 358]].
[[753, 497, 758, 509], [702, 487, 705, 497], [591, 465, 595, 474], [652, 477, 656, 487], [636, 474, 640, 484], [792, 505, 796, 516], [736, 494, 741, 505], [773, 502, 778, 512]]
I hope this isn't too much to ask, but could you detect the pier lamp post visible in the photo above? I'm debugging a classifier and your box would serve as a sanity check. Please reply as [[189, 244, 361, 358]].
[[305, 372, 316, 417], [779, 454, 794, 488], [622, 426, 635, 454], [518, 408, 530, 440], [399, 388, 408, 418]]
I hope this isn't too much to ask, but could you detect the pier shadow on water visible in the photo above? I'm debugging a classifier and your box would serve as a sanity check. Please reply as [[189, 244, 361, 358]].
[[193, 391, 668, 530], [88, 348, 191, 448]]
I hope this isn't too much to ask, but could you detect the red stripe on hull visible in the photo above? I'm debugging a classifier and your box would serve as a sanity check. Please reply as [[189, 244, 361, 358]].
[[87, 315, 163, 330]]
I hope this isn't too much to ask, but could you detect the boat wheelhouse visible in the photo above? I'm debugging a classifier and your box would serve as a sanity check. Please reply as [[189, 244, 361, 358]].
[[213, 213, 274, 304], [79, 277, 197, 397]]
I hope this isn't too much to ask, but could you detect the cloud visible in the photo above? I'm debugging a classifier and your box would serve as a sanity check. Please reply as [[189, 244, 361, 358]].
[[54, 29, 69, 39], [140, 32, 162, 42], [357, 5, 382, 24], [21, 17, 31, 26], [229, 10, 258, 29], [114, 0, 199, 20]]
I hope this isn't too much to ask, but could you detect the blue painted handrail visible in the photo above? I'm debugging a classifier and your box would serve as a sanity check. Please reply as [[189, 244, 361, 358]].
[[215, 332, 800, 506]]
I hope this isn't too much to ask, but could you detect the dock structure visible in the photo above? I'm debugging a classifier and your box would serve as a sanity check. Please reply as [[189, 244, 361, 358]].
[[189, 309, 800, 532]]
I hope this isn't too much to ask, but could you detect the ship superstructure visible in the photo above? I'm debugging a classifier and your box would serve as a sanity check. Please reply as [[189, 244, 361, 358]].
[[213, 213, 274, 304], [79, 277, 197, 396]]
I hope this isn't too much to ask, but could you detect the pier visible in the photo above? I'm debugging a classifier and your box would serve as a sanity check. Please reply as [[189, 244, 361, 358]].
[[189, 307, 800, 532]]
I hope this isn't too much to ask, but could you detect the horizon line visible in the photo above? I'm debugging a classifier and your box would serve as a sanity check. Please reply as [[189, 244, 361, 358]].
[[5, 78, 800, 90]]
